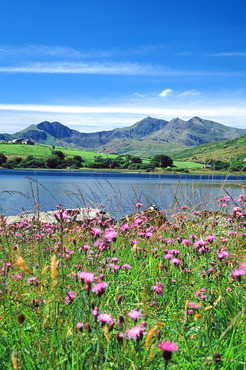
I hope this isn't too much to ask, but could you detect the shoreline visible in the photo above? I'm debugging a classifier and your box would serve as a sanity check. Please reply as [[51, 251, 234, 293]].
[[0, 167, 246, 180]]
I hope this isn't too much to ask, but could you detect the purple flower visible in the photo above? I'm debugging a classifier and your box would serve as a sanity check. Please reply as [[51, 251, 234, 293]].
[[127, 326, 145, 342], [76, 322, 83, 332], [78, 272, 95, 284], [152, 282, 164, 295], [104, 230, 118, 242], [122, 263, 132, 270], [128, 310, 142, 321], [170, 258, 181, 266], [92, 282, 108, 297], [159, 341, 178, 361], [136, 203, 143, 208], [97, 313, 114, 326], [65, 291, 76, 304]]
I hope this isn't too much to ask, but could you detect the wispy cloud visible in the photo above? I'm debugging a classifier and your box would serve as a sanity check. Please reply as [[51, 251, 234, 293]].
[[1, 102, 246, 131], [211, 52, 246, 57], [0, 61, 163, 75], [159, 89, 173, 97], [1, 102, 246, 117], [179, 89, 201, 97], [0, 61, 245, 77], [0, 45, 113, 59]]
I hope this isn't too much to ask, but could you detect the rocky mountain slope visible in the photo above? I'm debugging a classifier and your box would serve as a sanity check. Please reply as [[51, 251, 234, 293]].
[[1, 116, 246, 156]]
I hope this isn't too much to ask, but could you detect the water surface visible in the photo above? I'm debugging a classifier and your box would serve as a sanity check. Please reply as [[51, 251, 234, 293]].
[[0, 169, 245, 218]]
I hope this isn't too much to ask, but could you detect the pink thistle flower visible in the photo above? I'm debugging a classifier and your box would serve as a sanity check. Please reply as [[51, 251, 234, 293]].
[[164, 253, 173, 260], [103, 230, 118, 242], [92, 282, 108, 297], [65, 291, 76, 304], [97, 313, 114, 326], [78, 272, 95, 284], [76, 322, 83, 332], [136, 202, 143, 208], [159, 341, 178, 361], [230, 269, 245, 282], [128, 310, 142, 321], [152, 282, 164, 295], [127, 326, 145, 342], [122, 264, 132, 270], [170, 258, 181, 266]]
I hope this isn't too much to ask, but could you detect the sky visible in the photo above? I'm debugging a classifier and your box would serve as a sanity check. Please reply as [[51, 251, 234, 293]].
[[0, 0, 246, 133]]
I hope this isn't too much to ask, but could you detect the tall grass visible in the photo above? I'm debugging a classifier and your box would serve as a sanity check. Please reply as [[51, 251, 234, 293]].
[[0, 182, 245, 369]]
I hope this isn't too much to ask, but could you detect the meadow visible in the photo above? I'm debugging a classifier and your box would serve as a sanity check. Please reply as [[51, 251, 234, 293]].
[[0, 143, 202, 170], [0, 189, 245, 369]]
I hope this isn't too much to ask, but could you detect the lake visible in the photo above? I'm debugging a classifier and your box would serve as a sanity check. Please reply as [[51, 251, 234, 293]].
[[0, 169, 245, 219]]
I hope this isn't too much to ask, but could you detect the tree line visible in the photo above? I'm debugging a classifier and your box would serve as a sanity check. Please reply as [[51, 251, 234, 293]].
[[0, 151, 174, 171]]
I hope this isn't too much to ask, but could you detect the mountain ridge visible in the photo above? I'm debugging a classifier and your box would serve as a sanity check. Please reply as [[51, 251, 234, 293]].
[[1, 116, 246, 157]]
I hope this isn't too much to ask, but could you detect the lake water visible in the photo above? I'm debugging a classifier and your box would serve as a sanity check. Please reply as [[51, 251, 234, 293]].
[[0, 169, 245, 219]]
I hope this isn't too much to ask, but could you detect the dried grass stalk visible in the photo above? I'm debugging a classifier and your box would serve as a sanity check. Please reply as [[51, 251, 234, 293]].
[[16, 255, 30, 275]]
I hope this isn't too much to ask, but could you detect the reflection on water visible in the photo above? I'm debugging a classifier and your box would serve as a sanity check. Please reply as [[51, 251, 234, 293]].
[[0, 169, 245, 218]]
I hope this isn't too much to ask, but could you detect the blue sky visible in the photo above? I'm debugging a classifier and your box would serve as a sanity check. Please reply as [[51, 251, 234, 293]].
[[0, 0, 246, 133]]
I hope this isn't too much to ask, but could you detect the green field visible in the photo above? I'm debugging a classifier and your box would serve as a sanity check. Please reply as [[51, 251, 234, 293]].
[[0, 143, 116, 160], [0, 143, 202, 170]]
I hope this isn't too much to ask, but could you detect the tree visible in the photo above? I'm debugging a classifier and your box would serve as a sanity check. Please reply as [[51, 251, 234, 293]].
[[0, 153, 7, 166], [150, 154, 173, 168]]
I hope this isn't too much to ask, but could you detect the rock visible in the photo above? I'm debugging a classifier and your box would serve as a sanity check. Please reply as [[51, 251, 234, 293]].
[[120, 205, 167, 227], [4, 207, 113, 225]]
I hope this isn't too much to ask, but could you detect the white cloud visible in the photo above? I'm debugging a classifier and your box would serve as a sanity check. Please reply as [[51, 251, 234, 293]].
[[179, 89, 201, 97], [211, 52, 246, 57], [0, 45, 113, 59], [133, 93, 146, 98], [1, 102, 246, 130], [159, 89, 173, 97], [0, 61, 245, 77]]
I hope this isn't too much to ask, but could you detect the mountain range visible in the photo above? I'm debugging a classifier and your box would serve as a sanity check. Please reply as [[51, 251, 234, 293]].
[[1, 116, 246, 157]]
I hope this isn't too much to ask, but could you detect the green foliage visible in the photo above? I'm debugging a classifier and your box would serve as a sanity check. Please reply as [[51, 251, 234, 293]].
[[0, 198, 245, 368], [150, 154, 173, 168], [0, 152, 7, 165]]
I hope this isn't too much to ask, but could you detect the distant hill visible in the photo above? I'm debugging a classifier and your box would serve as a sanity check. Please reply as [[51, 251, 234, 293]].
[[1, 116, 246, 157], [171, 135, 246, 162]]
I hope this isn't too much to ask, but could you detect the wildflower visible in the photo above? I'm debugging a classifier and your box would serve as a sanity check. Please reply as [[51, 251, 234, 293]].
[[76, 322, 83, 332], [117, 295, 122, 304], [182, 239, 191, 246], [116, 331, 124, 344], [65, 291, 76, 304], [170, 258, 181, 266], [159, 341, 178, 361], [104, 230, 118, 242], [230, 269, 244, 282], [78, 272, 95, 284], [152, 282, 164, 295], [127, 326, 145, 342], [92, 307, 99, 321], [128, 310, 142, 322], [97, 313, 114, 326], [164, 253, 173, 260], [92, 282, 108, 297], [136, 202, 143, 208], [122, 263, 132, 270], [218, 250, 229, 260], [238, 193, 246, 203], [205, 235, 216, 243]]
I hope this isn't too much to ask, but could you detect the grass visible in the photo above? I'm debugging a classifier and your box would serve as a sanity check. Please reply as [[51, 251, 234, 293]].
[[0, 188, 245, 369], [0, 143, 117, 161], [171, 136, 246, 163], [0, 143, 202, 171]]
